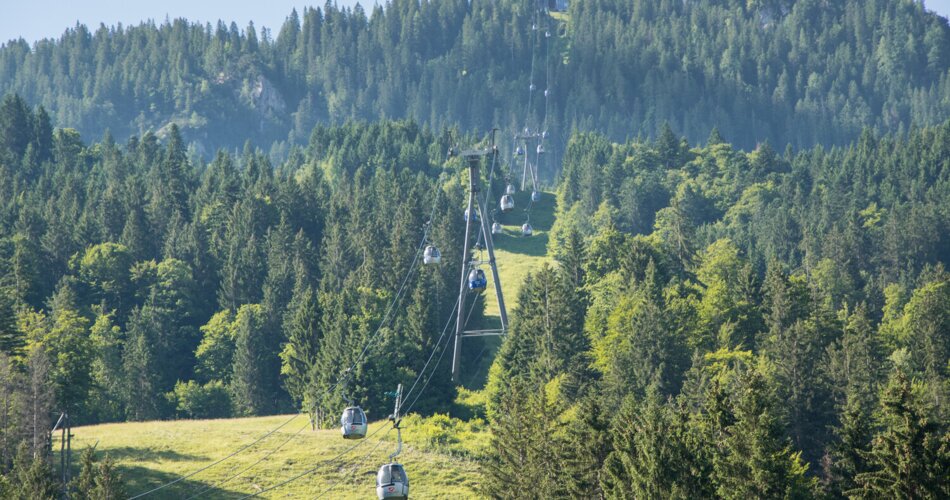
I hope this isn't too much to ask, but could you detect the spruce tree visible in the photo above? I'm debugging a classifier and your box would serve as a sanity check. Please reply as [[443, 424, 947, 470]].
[[852, 370, 950, 498], [230, 304, 278, 415], [712, 370, 815, 499], [280, 282, 320, 406]]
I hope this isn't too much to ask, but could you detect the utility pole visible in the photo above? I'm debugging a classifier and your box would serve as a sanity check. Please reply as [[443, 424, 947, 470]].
[[52, 411, 72, 496], [451, 132, 509, 382]]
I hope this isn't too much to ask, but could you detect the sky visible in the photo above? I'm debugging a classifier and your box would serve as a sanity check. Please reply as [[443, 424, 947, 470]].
[[0, 0, 949, 45], [0, 0, 362, 45]]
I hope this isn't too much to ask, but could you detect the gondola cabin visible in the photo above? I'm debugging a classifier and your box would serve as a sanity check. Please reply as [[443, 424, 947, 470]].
[[492, 222, 503, 234], [531, 191, 541, 202], [376, 463, 409, 500], [464, 208, 479, 223], [468, 269, 487, 291], [500, 195, 515, 213], [514, 146, 524, 157], [341, 406, 367, 439], [423, 245, 441, 265], [506, 184, 517, 195], [522, 223, 533, 236]]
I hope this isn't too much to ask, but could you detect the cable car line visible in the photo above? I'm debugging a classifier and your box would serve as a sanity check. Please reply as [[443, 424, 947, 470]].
[[127, 164, 453, 499], [401, 295, 460, 406], [126, 412, 304, 499], [183, 420, 312, 500], [235, 425, 392, 499], [314, 429, 393, 498], [236, 302, 458, 498]]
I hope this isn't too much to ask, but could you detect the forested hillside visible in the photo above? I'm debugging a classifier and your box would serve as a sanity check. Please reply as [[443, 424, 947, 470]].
[[0, 86, 947, 495], [2, 0, 950, 158], [485, 121, 950, 498], [1, 0, 949, 497]]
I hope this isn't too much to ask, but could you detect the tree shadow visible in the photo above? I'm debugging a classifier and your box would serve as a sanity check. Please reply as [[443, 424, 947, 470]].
[[118, 464, 249, 499], [93, 446, 206, 463]]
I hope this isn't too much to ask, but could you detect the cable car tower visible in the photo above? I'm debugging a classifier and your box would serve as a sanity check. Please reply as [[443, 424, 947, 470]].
[[451, 135, 509, 382]]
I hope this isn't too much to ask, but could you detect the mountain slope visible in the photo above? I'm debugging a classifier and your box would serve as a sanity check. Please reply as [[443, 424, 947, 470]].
[[2, 0, 950, 155], [65, 416, 483, 499]]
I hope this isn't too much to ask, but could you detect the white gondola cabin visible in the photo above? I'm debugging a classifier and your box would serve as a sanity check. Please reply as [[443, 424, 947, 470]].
[[423, 245, 441, 265], [492, 222, 503, 235], [506, 184, 517, 195], [522, 223, 533, 236], [531, 191, 541, 202], [500, 195, 515, 213], [341, 406, 367, 439], [376, 463, 409, 500]]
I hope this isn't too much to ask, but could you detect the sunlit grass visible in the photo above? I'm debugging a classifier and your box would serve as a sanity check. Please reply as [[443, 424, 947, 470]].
[[66, 415, 484, 499]]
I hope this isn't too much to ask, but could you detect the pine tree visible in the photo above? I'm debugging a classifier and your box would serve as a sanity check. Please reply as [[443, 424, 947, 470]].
[[0, 288, 22, 355], [712, 370, 815, 499], [851, 370, 950, 498], [280, 282, 320, 406], [90, 455, 124, 499], [73, 448, 98, 498], [482, 380, 567, 499], [230, 304, 278, 415], [823, 395, 873, 498], [121, 307, 163, 420], [602, 391, 713, 499], [563, 393, 612, 498], [10, 443, 57, 500], [22, 349, 53, 457]]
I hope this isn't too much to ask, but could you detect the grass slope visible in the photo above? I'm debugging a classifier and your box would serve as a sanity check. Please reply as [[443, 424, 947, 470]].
[[459, 189, 555, 388], [65, 193, 557, 497], [67, 416, 481, 499]]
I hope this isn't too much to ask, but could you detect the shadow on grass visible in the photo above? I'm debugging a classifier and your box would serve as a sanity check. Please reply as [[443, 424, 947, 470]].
[[119, 464, 248, 500], [93, 446, 206, 463]]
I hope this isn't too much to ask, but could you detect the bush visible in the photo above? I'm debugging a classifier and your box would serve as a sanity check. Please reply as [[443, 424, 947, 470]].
[[167, 380, 232, 419]]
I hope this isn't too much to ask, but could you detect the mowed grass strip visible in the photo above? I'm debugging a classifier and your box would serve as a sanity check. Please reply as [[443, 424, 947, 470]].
[[66, 415, 483, 499]]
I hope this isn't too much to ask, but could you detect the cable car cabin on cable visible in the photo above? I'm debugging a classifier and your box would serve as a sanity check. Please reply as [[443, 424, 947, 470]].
[[468, 269, 487, 291], [341, 407, 367, 439], [464, 208, 480, 223], [506, 184, 517, 195], [514, 146, 524, 157], [423, 245, 441, 265], [376, 463, 409, 500], [522, 223, 533, 236], [531, 191, 541, 202], [492, 222, 503, 235], [500, 195, 515, 213]]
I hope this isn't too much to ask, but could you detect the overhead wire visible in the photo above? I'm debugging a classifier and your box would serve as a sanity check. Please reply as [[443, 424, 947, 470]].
[[127, 155, 455, 500], [183, 420, 312, 500], [312, 428, 393, 499], [126, 413, 304, 499], [236, 424, 392, 499]]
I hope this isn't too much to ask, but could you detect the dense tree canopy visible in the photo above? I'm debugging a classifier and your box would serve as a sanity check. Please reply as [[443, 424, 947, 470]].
[[1, 0, 950, 160]]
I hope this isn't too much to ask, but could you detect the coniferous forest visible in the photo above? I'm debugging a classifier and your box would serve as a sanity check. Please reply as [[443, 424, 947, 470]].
[[3, 0, 950, 155], [0, 0, 949, 498]]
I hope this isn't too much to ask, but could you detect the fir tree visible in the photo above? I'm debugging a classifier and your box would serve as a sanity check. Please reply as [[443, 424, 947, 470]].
[[852, 370, 950, 498]]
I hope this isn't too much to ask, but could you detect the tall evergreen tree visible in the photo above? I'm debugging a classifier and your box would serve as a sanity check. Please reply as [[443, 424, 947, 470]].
[[852, 370, 950, 498]]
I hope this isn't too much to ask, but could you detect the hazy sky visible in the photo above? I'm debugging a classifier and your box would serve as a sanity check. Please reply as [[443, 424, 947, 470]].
[[1, 0, 949, 45], [0, 0, 363, 45]]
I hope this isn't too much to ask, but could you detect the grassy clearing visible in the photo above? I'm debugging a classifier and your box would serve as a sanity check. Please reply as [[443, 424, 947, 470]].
[[66, 415, 484, 499], [482, 190, 555, 318], [62, 194, 556, 498], [455, 190, 555, 389]]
